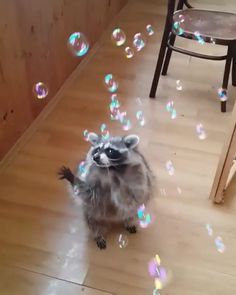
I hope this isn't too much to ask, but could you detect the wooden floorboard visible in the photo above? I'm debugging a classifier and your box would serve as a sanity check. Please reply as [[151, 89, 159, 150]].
[[0, 0, 236, 294]]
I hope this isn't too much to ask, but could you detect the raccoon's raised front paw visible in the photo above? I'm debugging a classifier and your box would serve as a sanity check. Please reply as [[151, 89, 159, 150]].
[[125, 225, 137, 234], [58, 166, 74, 184], [95, 237, 107, 250]]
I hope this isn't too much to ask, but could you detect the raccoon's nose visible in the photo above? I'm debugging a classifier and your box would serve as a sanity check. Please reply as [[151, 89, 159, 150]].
[[93, 154, 100, 162]]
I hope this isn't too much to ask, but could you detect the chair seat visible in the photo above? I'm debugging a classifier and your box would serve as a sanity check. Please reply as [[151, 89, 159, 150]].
[[173, 9, 236, 42]]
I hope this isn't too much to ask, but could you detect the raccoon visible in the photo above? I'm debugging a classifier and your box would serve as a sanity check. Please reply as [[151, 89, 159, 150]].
[[58, 133, 154, 249]]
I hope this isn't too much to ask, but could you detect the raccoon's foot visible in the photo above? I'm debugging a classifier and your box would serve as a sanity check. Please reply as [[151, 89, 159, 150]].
[[95, 236, 107, 250], [125, 225, 137, 234]]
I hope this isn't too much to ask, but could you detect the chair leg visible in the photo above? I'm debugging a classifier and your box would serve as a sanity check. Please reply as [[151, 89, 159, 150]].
[[162, 33, 176, 76], [232, 54, 236, 86], [149, 26, 171, 98], [221, 45, 233, 112]]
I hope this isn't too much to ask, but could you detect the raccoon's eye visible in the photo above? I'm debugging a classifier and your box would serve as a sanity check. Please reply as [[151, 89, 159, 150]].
[[105, 148, 121, 159]]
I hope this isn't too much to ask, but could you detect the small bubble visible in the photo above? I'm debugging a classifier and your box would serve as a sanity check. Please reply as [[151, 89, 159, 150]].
[[83, 129, 89, 141], [196, 123, 207, 140], [104, 74, 119, 93], [146, 24, 154, 36], [100, 123, 110, 140], [111, 28, 126, 46], [136, 111, 145, 126], [166, 160, 175, 176], [73, 185, 80, 195], [171, 108, 177, 119], [177, 187, 182, 195], [206, 223, 213, 236], [166, 100, 174, 112], [215, 236, 225, 253], [67, 32, 89, 57], [176, 80, 183, 91], [78, 161, 87, 178], [173, 22, 184, 36], [194, 31, 205, 45], [133, 33, 146, 51], [124, 46, 134, 58], [121, 118, 132, 131], [160, 188, 167, 196], [33, 82, 49, 99], [217, 88, 227, 102], [137, 204, 152, 228], [118, 234, 128, 248]]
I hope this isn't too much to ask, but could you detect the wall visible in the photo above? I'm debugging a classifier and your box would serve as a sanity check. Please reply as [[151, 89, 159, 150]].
[[0, 0, 127, 159]]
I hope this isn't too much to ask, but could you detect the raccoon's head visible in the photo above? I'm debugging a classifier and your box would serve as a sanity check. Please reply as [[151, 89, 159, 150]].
[[87, 132, 140, 167]]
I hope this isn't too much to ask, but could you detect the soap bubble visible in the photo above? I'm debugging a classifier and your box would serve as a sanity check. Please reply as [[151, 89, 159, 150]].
[[166, 100, 174, 112], [83, 129, 89, 141], [166, 160, 175, 176], [67, 32, 89, 57], [178, 14, 185, 23], [124, 46, 134, 58], [196, 123, 207, 140], [78, 161, 87, 178], [215, 236, 225, 253], [176, 80, 183, 91], [100, 123, 110, 140], [137, 204, 152, 228], [148, 255, 170, 290], [177, 187, 182, 195], [118, 234, 128, 248], [73, 185, 80, 195], [217, 88, 227, 101], [133, 33, 146, 51], [206, 223, 213, 236], [104, 74, 119, 93], [171, 108, 177, 119], [146, 24, 154, 36], [111, 28, 126, 46], [33, 82, 49, 99], [121, 118, 132, 131], [194, 31, 205, 45], [173, 22, 184, 36], [136, 111, 146, 126]]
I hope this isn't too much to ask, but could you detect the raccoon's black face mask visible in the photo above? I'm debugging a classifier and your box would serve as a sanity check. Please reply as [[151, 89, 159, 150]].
[[87, 133, 140, 167]]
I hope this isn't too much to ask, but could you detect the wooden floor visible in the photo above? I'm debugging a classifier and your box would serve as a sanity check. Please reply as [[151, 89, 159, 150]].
[[1, 0, 236, 294]]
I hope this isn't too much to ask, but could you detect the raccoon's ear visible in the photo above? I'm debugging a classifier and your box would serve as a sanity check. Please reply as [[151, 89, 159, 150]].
[[88, 132, 100, 145], [123, 134, 140, 149]]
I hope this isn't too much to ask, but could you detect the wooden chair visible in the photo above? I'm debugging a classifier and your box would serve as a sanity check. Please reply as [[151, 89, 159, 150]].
[[149, 0, 236, 112]]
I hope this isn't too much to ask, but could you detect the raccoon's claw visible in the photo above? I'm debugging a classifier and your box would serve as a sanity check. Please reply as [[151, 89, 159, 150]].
[[96, 237, 107, 250], [58, 166, 74, 184], [126, 225, 137, 234]]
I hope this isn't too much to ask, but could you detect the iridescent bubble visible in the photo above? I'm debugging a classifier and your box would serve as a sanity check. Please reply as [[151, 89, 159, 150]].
[[100, 123, 110, 140], [146, 24, 154, 36], [176, 80, 183, 91], [171, 108, 177, 119], [153, 289, 160, 295], [118, 234, 128, 248], [166, 100, 174, 112], [196, 123, 207, 140], [194, 31, 205, 45], [217, 88, 227, 102], [124, 46, 134, 59], [148, 255, 170, 290], [79, 161, 87, 178], [136, 111, 145, 126], [166, 160, 175, 176], [33, 82, 49, 99], [137, 204, 152, 228], [121, 118, 132, 131], [215, 236, 225, 253], [206, 223, 213, 236], [111, 28, 126, 46], [178, 14, 185, 23], [177, 187, 182, 195], [173, 21, 184, 36], [67, 32, 89, 57], [83, 129, 89, 141], [133, 33, 146, 51], [104, 74, 119, 93]]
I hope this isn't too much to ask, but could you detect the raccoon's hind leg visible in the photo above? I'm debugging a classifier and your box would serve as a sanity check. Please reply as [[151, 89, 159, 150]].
[[85, 214, 109, 250], [124, 217, 137, 234]]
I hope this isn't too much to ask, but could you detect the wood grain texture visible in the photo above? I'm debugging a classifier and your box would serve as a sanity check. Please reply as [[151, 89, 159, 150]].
[[0, 0, 127, 159], [0, 0, 236, 294]]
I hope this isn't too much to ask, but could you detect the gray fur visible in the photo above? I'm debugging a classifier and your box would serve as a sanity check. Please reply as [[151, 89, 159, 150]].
[[59, 133, 154, 249]]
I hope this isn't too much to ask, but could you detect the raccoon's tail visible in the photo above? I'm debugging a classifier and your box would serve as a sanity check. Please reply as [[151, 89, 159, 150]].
[[58, 166, 92, 195]]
